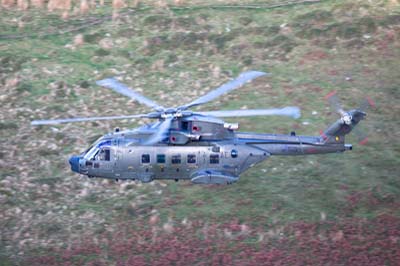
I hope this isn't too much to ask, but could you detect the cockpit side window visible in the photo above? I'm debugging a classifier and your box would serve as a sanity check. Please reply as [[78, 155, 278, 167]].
[[104, 149, 110, 161], [95, 148, 111, 161], [83, 137, 111, 161]]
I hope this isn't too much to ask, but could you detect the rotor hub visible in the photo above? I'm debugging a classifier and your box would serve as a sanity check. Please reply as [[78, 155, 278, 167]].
[[341, 113, 352, 125]]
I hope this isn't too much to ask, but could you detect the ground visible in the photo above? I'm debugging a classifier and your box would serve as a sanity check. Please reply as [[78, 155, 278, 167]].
[[0, 0, 400, 265]]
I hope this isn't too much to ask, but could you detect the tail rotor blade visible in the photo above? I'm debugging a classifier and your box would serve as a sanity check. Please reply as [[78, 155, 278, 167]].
[[353, 126, 369, 145], [359, 96, 376, 112], [325, 90, 346, 116], [354, 97, 375, 145]]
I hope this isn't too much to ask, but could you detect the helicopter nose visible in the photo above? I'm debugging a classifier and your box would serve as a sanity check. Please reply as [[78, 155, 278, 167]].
[[69, 155, 80, 173]]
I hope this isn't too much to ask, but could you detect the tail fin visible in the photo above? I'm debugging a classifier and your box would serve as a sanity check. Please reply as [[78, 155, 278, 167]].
[[321, 109, 366, 143]]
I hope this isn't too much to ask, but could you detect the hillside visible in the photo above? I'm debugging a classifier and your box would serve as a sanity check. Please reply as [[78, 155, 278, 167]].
[[1, 0, 400, 265]]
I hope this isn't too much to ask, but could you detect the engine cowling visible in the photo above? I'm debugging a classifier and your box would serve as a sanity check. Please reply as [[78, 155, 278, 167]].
[[169, 131, 200, 145]]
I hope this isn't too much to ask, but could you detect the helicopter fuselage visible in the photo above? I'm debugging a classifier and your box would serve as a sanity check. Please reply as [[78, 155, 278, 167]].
[[69, 120, 353, 185]]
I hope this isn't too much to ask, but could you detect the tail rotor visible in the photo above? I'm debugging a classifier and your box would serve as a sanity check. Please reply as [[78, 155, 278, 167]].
[[325, 90, 353, 125], [323, 91, 375, 144]]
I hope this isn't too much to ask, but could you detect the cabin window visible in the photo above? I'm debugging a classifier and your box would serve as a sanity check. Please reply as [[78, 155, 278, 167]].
[[97, 148, 110, 161], [157, 154, 166, 164], [141, 154, 150, 164], [187, 154, 196, 164], [210, 154, 219, 164], [171, 155, 181, 164]]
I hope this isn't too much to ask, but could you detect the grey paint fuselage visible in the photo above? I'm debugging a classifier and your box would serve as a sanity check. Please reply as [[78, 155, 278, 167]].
[[71, 110, 363, 184], [75, 126, 347, 184]]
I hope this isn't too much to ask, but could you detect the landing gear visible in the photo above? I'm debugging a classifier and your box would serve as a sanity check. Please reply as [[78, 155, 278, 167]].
[[115, 178, 119, 182], [175, 179, 179, 182]]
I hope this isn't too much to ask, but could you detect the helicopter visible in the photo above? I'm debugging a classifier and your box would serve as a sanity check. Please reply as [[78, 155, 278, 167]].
[[31, 71, 371, 184]]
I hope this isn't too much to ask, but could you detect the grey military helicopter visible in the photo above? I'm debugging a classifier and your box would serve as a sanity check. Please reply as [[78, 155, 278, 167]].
[[31, 71, 371, 184]]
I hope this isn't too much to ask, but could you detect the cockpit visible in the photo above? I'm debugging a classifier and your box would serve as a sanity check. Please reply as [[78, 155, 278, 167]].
[[96, 148, 110, 161], [83, 138, 112, 161]]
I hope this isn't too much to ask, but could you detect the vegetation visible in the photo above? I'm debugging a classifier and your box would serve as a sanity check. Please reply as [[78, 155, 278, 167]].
[[1, 0, 399, 265]]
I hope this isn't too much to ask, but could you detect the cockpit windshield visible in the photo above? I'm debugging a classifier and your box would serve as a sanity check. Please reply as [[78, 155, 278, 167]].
[[83, 138, 112, 161], [81, 137, 101, 156]]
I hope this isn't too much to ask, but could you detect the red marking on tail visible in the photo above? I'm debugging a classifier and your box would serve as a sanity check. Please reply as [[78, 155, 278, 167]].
[[324, 90, 337, 100], [320, 130, 328, 140], [366, 96, 376, 108], [359, 137, 368, 145]]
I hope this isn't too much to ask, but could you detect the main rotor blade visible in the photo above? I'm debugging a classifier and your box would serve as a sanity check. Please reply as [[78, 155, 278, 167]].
[[31, 114, 147, 125], [143, 116, 173, 145], [96, 78, 164, 111], [180, 71, 268, 110], [196, 107, 301, 119]]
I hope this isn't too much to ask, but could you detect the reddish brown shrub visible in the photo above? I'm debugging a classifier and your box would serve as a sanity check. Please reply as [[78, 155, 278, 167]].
[[24, 214, 400, 266], [17, 0, 28, 10], [30, 0, 44, 8], [1, 0, 15, 8]]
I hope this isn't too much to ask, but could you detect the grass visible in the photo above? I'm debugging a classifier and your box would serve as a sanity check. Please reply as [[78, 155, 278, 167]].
[[1, 0, 400, 264]]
